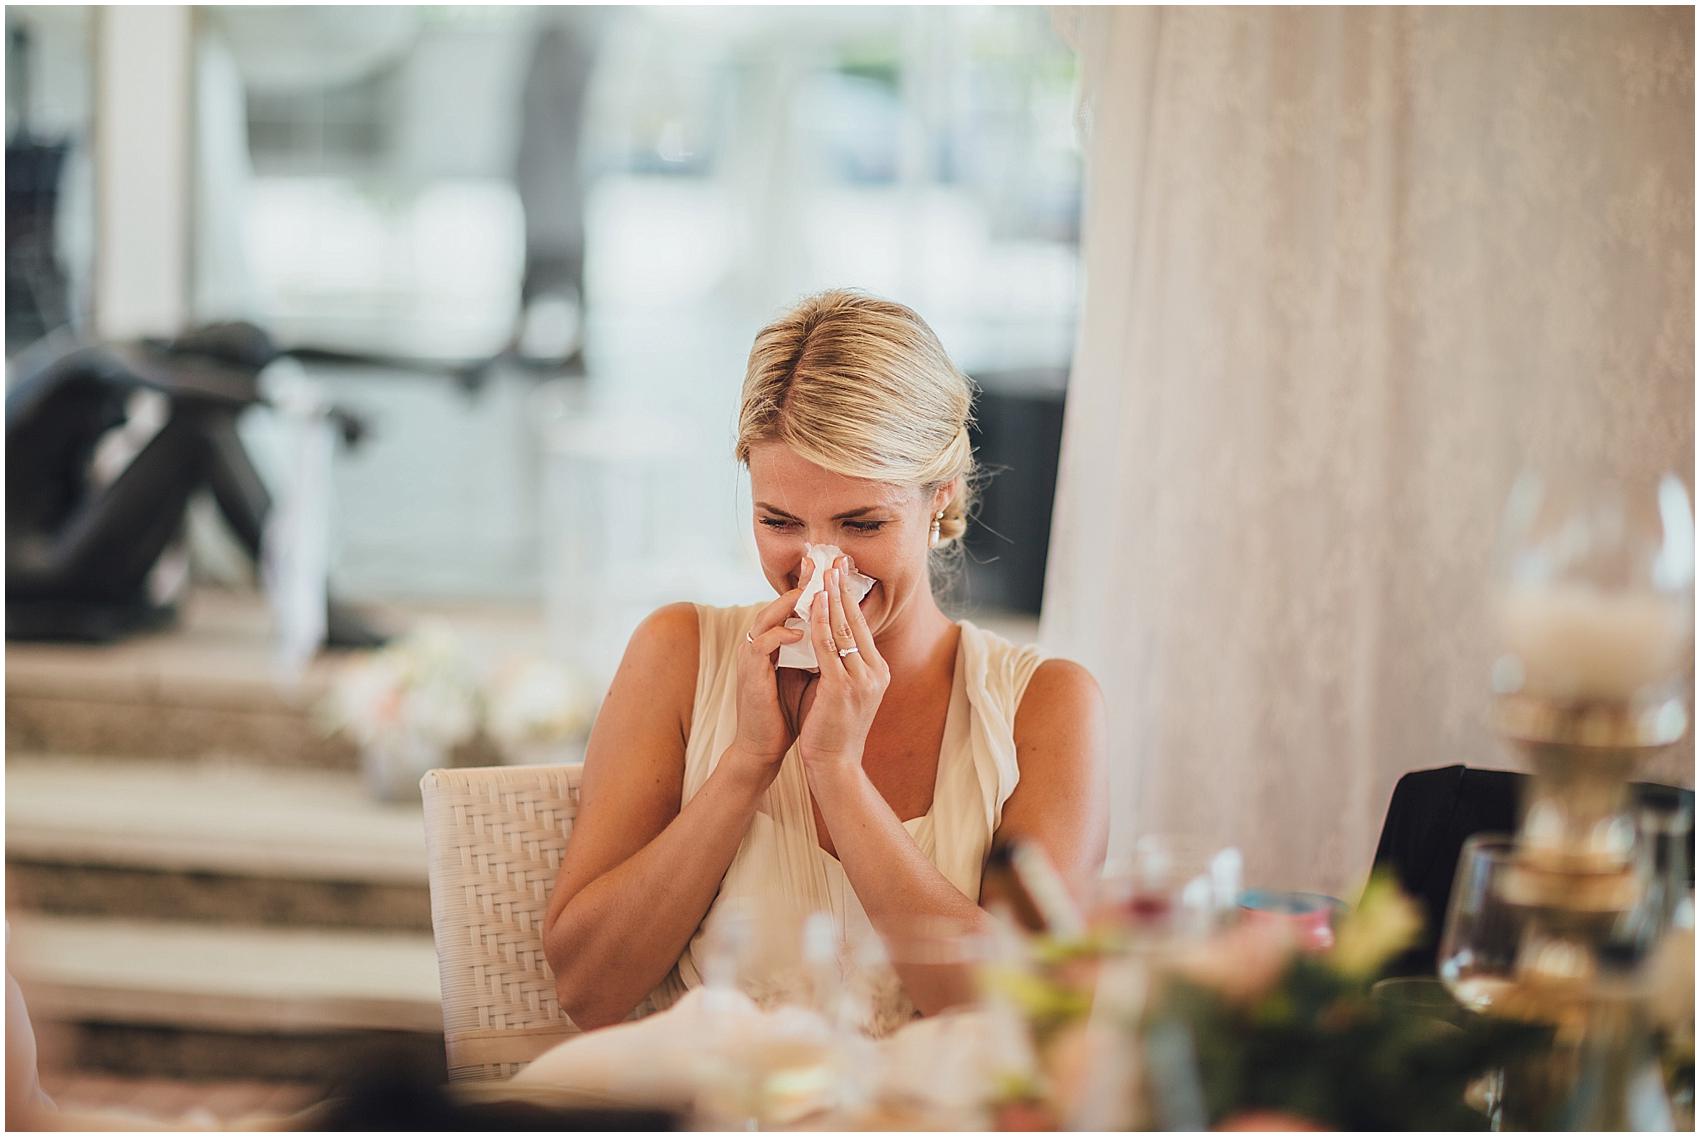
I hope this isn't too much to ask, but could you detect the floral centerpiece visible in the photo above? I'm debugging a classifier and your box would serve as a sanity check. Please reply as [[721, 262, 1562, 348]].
[[319, 621, 482, 801], [484, 655, 596, 765], [983, 875, 1550, 1130]]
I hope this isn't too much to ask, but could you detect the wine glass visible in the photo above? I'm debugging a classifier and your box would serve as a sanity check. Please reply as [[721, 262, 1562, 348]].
[[1440, 833, 1600, 1027], [1098, 835, 1242, 937], [1439, 834, 1535, 1128], [690, 904, 877, 1130], [1441, 833, 1623, 1128], [1439, 836, 1529, 1017]]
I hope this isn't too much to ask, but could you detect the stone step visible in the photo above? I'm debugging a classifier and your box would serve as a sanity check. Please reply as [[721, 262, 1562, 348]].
[[7, 860, 432, 933], [5, 592, 356, 768], [37, 1070, 321, 1128], [10, 914, 445, 1082], [39, 1019, 446, 1087], [6, 754, 429, 883], [5, 588, 540, 768], [6, 754, 433, 930], [9, 914, 444, 1033]]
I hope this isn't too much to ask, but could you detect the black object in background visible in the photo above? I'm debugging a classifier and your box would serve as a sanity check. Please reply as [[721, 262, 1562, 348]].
[[962, 368, 1067, 616], [1369, 764, 1694, 979], [4, 322, 387, 647], [316, 1046, 679, 1131]]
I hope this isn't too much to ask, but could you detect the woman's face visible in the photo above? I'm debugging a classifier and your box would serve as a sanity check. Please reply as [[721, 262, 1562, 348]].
[[746, 440, 948, 637]]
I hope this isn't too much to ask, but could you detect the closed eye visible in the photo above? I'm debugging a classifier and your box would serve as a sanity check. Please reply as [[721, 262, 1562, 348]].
[[759, 517, 887, 533]]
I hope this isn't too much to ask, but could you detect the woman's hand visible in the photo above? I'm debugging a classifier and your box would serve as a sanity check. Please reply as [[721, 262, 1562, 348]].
[[725, 584, 807, 788], [795, 554, 891, 773]]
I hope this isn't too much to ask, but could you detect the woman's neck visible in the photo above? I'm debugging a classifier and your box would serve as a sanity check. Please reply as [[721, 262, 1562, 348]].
[[874, 596, 959, 682]]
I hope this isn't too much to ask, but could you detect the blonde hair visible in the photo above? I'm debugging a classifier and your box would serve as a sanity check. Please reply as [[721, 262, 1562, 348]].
[[735, 289, 977, 548]]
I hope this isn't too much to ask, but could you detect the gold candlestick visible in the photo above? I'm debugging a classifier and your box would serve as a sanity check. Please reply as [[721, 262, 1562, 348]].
[[1470, 470, 1694, 1128]]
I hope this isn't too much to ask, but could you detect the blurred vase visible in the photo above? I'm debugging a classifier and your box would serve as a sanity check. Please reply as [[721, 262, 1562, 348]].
[[361, 735, 445, 803]]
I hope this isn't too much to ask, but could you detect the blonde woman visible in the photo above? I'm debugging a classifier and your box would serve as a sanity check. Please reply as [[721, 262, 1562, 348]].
[[543, 290, 1107, 1036]]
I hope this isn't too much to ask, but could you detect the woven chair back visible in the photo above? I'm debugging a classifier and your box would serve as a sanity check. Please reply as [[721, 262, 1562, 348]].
[[420, 764, 584, 1081]]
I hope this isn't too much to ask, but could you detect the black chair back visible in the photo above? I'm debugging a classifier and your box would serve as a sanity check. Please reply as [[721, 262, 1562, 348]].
[[1369, 764, 1693, 978]]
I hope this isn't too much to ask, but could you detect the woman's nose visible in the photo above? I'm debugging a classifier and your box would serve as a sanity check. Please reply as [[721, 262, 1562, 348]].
[[780, 540, 812, 584]]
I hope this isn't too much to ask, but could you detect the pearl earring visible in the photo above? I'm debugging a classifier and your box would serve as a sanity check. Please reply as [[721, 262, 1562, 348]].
[[929, 509, 945, 549]]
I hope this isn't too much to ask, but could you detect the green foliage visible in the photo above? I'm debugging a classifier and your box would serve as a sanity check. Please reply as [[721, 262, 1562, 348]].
[[990, 874, 1553, 1129], [1030, 928, 1127, 967], [983, 963, 1094, 1050], [1152, 955, 1550, 1130]]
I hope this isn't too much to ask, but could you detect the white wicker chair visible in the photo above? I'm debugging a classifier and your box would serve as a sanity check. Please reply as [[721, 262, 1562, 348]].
[[420, 764, 586, 1082]]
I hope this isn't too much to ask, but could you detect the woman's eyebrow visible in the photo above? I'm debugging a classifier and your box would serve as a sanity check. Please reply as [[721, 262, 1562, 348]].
[[755, 502, 886, 520]]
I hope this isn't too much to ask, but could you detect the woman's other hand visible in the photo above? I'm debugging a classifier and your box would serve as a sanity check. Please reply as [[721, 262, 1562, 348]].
[[726, 580, 807, 787], [796, 554, 890, 773]]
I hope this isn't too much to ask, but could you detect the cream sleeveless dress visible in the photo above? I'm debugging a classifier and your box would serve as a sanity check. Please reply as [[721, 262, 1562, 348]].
[[644, 602, 1047, 1037]]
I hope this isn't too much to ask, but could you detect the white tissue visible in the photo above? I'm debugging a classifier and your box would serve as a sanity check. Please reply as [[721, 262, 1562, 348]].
[[776, 544, 877, 671]]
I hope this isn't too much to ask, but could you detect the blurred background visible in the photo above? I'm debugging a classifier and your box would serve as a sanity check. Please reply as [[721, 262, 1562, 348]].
[[7, 4, 1693, 1127], [4, 3, 1079, 1119]]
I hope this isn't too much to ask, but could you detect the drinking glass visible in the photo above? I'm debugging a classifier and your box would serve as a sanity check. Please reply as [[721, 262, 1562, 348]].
[[1439, 836, 1529, 1017], [690, 905, 878, 1130], [1438, 834, 1533, 1128], [1237, 890, 1345, 953], [1098, 835, 1242, 936], [1441, 833, 1619, 1128]]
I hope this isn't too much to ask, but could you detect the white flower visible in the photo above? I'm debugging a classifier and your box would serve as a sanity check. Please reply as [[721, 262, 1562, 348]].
[[320, 623, 482, 750], [400, 682, 478, 748], [321, 654, 399, 748], [486, 656, 595, 751]]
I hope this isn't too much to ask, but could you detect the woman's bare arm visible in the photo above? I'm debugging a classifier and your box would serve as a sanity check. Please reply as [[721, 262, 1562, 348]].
[[542, 604, 770, 1029], [807, 765, 992, 1013], [991, 657, 1110, 898], [812, 657, 1109, 1014]]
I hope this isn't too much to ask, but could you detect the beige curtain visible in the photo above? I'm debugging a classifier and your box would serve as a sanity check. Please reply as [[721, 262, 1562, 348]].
[[1042, 7, 1694, 897]]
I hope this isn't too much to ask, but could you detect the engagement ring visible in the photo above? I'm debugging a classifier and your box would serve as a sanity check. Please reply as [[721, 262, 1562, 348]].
[[838, 646, 860, 658]]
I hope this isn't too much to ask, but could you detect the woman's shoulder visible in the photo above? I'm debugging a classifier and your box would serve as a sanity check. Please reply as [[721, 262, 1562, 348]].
[[1018, 657, 1103, 720], [610, 604, 702, 735], [626, 602, 702, 659], [614, 602, 765, 746]]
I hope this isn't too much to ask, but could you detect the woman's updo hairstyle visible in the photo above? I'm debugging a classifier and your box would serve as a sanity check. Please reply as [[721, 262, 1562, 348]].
[[735, 289, 978, 554]]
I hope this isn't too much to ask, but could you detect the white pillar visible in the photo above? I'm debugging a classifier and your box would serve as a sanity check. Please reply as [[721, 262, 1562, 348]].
[[93, 5, 193, 339]]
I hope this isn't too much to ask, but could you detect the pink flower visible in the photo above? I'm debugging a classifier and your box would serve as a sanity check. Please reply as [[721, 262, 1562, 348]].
[[1169, 919, 1298, 1004]]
